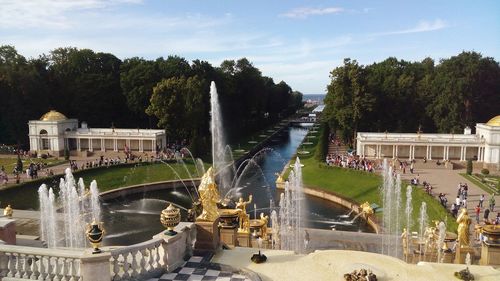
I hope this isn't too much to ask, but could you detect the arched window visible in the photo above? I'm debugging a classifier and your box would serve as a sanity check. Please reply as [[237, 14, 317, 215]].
[[40, 129, 50, 150]]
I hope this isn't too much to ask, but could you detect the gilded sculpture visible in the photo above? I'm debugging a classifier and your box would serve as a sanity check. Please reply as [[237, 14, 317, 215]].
[[236, 195, 253, 232], [457, 208, 471, 247], [197, 167, 222, 222], [259, 213, 269, 239]]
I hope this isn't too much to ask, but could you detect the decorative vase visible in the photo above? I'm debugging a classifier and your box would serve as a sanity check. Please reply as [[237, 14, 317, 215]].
[[161, 203, 180, 236], [86, 220, 105, 254]]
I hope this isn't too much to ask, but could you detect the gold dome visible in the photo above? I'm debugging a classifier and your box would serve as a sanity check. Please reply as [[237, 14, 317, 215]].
[[40, 110, 68, 121], [486, 115, 500, 127]]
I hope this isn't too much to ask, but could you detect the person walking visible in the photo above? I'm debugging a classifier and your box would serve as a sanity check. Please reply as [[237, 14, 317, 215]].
[[490, 194, 496, 212], [475, 205, 481, 224], [484, 208, 491, 223], [479, 194, 485, 208]]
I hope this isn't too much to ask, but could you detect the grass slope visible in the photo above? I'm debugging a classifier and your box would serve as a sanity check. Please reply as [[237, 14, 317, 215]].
[[0, 161, 203, 210]]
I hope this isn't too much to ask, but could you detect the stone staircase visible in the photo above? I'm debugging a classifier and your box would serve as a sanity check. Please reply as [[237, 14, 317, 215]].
[[328, 142, 349, 155]]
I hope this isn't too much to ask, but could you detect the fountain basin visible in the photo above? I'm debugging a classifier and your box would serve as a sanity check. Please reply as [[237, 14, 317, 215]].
[[218, 209, 240, 229]]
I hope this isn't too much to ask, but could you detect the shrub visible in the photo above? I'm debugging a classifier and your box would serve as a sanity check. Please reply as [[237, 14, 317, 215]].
[[481, 168, 490, 175], [466, 159, 473, 175]]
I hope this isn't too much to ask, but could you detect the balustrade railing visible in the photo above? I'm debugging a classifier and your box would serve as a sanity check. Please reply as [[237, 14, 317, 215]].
[[0, 245, 83, 281], [109, 237, 164, 281], [0, 223, 196, 281]]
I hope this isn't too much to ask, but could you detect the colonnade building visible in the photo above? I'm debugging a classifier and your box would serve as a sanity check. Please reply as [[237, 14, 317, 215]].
[[356, 115, 500, 169], [28, 110, 166, 157]]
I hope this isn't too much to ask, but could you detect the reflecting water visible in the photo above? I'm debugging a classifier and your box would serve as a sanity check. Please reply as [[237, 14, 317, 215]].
[[102, 125, 373, 246]]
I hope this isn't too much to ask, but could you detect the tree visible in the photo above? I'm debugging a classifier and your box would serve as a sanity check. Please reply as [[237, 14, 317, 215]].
[[146, 76, 208, 148], [324, 58, 374, 144], [428, 52, 500, 132]]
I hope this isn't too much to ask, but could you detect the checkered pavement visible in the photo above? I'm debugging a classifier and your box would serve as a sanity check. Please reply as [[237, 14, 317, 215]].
[[146, 256, 252, 281]]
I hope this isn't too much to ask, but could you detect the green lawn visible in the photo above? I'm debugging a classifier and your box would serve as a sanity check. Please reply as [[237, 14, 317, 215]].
[[76, 161, 204, 192], [460, 173, 499, 195], [0, 161, 204, 210], [0, 157, 67, 173]]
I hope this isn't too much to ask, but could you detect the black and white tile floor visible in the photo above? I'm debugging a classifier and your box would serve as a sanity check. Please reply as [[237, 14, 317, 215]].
[[146, 256, 252, 281]]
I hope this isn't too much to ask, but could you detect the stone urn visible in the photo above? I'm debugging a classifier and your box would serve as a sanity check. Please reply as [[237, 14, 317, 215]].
[[161, 204, 180, 236], [86, 220, 105, 254]]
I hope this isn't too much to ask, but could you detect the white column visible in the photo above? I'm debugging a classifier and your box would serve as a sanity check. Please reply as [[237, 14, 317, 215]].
[[429, 146, 432, 160], [114, 139, 118, 152], [101, 139, 105, 152], [89, 138, 93, 152], [377, 145, 381, 159], [152, 139, 156, 152], [463, 146, 467, 161], [477, 147, 481, 162], [460, 146, 464, 161], [426, 146, 429, 159], [139, 139, 143, 152], [77, 138, 81, 151], [445, 146, 450, 160], [442, 146, 446, 160], [395, 145, 398, 157], [392, 145, 395, 158]]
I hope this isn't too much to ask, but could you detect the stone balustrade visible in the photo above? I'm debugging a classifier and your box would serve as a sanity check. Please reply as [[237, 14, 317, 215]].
[[0, 222, 196, 281], [0, 245, 85, 281]]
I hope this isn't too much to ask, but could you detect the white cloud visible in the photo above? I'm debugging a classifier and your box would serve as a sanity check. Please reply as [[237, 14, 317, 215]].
[[0, 0, 142, 29], [280, 7, 344, 19], [373, 19, 448, 36]]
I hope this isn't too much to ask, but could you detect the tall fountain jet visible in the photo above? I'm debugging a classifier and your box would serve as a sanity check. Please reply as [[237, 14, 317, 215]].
[[381, 159, 404, 258], [210, 81, 233, 196], [38, 168, 101, 248], [279, 157, 305, 253]]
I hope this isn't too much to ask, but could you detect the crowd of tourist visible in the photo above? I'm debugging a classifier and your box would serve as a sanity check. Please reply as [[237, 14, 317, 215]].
[[325, 133, 378, 172]]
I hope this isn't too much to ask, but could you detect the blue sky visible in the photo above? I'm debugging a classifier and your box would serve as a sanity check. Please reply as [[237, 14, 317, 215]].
[[1, 0, 499, 94]]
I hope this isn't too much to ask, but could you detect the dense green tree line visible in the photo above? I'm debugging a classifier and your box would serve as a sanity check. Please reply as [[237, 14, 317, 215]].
[[324, 52, 500, 145], [0, 46, 302, 156]]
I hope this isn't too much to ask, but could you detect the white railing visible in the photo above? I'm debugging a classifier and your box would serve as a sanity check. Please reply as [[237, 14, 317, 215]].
[[108, 223, 196, 281], [0, 222, 196, 281], [109, 237, 163, 281], [0, 245, 83, 281]]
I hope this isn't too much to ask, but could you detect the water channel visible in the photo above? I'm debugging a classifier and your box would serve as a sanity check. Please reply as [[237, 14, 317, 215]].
[[102, 124, 374, 246]]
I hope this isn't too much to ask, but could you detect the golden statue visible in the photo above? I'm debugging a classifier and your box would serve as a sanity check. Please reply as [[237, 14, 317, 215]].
[[359, 202, 374, 220], [275, 173, 284, 183], [457, 208, 471, 247], [259, 213, 269, 239], [236, 195, 253, 232], [401, 228, 409, 256], [197, 167, 221, 222], [3, 204, 13, 217]]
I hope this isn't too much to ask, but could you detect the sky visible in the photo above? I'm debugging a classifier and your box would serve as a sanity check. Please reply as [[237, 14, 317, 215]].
[[1, 0, 499, 94]]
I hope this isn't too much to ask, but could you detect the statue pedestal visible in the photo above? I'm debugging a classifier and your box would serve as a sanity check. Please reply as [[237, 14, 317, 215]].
[[454, 246, 475, 264], [194, 219, 220, 251], [220, 227, 238, 247], [480, 243, 500, 266], [237, 231, 251, 247], [0, 218, 16, 245]]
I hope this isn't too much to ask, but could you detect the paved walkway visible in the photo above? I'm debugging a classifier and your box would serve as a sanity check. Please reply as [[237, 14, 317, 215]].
[[398, 165, 497, 230], [147, 255, 253, 281]]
